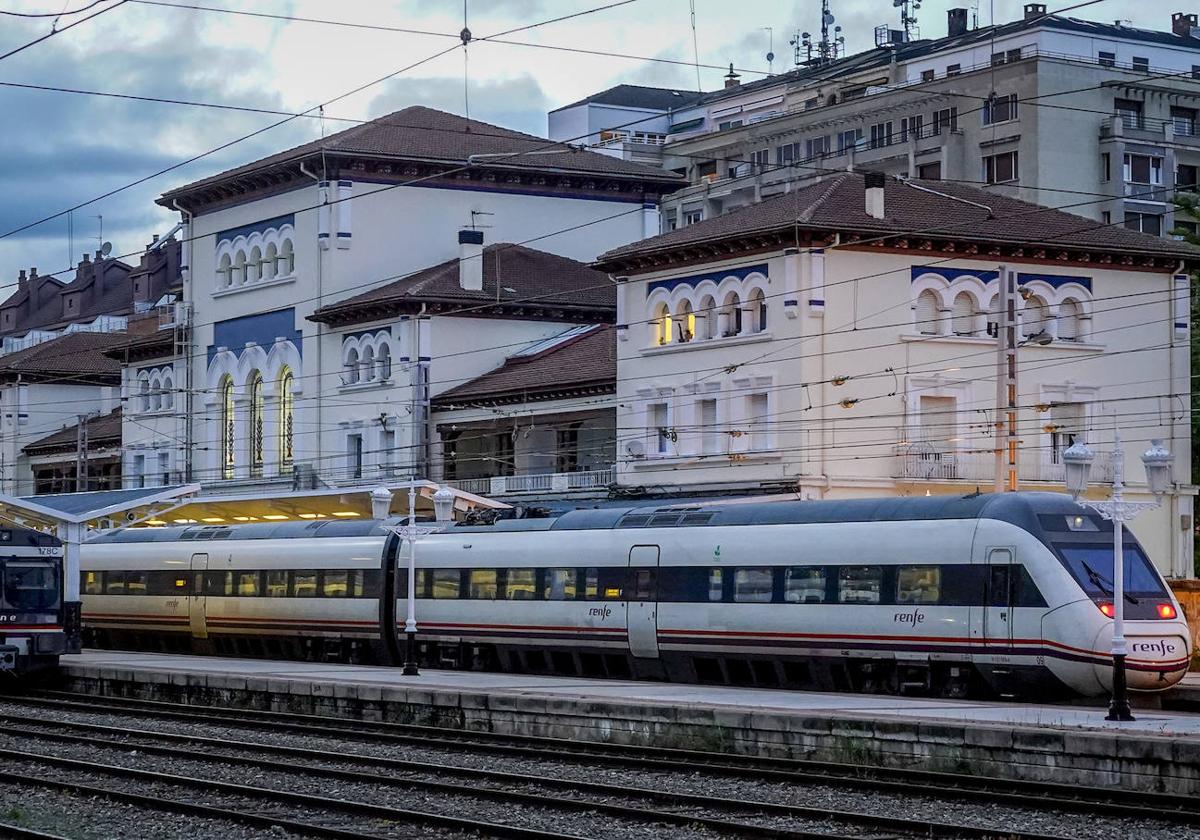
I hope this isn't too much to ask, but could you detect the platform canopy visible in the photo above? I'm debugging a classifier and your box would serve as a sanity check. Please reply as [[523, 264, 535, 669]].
[[0, 483, 204, 532]]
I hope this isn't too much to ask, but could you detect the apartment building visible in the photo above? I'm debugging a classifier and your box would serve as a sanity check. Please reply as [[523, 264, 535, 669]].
[[594, 172, 1196, 577]]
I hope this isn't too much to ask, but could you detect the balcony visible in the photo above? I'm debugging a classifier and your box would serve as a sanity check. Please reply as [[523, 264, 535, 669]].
[[896, 443, 1113, 484], [1102, 115, 1200, 149], [448, 467, 614, 497]]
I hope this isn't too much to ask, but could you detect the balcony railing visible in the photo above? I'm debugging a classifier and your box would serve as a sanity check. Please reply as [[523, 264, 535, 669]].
[[896, 444, 1113, 484], [447, 466, 614, 497]]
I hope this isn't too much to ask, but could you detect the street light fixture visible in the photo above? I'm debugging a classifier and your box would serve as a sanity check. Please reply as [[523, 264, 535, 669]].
[[1062, 433, 1174, 721]]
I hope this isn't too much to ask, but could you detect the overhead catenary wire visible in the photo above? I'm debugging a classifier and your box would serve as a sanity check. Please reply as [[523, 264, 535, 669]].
[[0, 0, 127, 62]]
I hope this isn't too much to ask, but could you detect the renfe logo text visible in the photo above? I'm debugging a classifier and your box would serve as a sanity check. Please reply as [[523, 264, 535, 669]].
[[893, 610, 925, 628]]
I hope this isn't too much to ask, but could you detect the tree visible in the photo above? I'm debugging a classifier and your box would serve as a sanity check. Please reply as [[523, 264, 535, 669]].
[[1168, 193, 1200, 574]]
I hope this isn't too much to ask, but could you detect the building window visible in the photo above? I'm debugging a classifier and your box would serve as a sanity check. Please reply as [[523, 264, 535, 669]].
[[698, 398, 720, 455], [837, 128, 863, 154], [805, 135, 830, 158], [1132, 56, 1149, 72], [869, 121, 893, 148], [920, 69, 935, 82], [991, 48, 1023, 65], [248, 370, 264, 478], [380, 428, 396, 475], [1171, 107, 1197, 137], [1099, 50, 1116, 67], [649, 402, 672, 455], [983, 151, 1019, 184], [720, 291, 742, 336], [982, 93, 1018, 125], [931, 107, 957, 135], [377, 343, 392, 380], [1058, 299, 1082, 341], [946, 63, 961, 76], [1100, 153, 1110, 182], [1022, 295, 1049, 337], [777, 142, 801, 165], [748, 288, 767, 333], [344, 347, 360, 384], [1123, 211, 1162, 235], [158, 452, 170, 486], [133, 454, 146, 489], [1049, 402, 1085, 465], [750, 148, 770, 172], [220, 375, 235, 480], [1101, 210, 1111, 224], [900, 114, 924, 141], [915, 289, 941, 335], [747, 393, 770, 450], [278, 367, 294, 473], [1114, 98, 1143, 130], [951, 291, 975, 336], [698, 295, 717, 340], [1123, 153, 1162, 184], [348, 433, 364, 479], [683, 208, 703, 226], [652, 301, 672, 346], [916, 161, 942, 179], [718, 119, 743, 131], [1178, 164, 1198, 190], [675, 299, 696, 342]]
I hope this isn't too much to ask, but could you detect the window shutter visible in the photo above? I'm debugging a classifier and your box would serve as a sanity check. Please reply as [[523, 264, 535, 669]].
[[1058, 300, 1079, 340], [1024, 298, 1046, 335], [916, 290, 939, 334], [952, 293, 974, 335]]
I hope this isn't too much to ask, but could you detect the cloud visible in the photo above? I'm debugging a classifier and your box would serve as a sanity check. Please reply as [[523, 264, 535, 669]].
[[368, 73, 550, 137]]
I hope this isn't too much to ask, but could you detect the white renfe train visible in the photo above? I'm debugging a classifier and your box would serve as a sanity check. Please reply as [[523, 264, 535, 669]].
[[79, 492, 1191, 699]]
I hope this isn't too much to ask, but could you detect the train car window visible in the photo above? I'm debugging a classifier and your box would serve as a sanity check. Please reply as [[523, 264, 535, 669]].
[[322, 570, 350, 598], [630, 568, 657, 600], [82, 571, 103, 595], [125, 571, 148, 595], [413, 569, 430, 598], [205, 571, 232, 596], [506, 568, 536, 600], [291, 571, 317, 597], [733, 568, 773, 603], [708, 568, 724, 602], [3, 564, 57, 609], [147, 570, 189, 596], [103, 571, 126, 595], [585, 568, 598, 599], [543, 568, 577, 601], [1056, 544, 1168, 598], [784, 567, 826, 603], [237, 571, 262, 597], [839, 566, 882, 604], [351, 571, 364, 597], [896, 566, 940, 604], [360, 570, 380, 598], [469, 569, 498, 599], [265, 570, 288, 597], [1012, 566, 1048, 608], [431, 568, 460, 599], [0, 530, 9, 542]]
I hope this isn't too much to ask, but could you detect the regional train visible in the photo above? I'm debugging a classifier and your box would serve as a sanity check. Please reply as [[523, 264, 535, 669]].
[[79, 492, 1192, 699], [0, 525, 67, 676]]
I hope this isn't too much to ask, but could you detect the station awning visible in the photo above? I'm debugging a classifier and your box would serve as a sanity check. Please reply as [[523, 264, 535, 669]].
[[0, 484, 203, 531]]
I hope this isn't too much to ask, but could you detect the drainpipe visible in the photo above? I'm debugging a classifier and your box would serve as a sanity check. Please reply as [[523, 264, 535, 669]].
[[172, 200, 194, 483], [299, 162, 326, 479], [1169, 259, 1185, 576]]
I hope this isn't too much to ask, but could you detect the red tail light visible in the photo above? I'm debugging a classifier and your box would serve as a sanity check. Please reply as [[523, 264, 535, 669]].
[[1098, 602, 1115, 617], [1158, 603, 1177, 620]]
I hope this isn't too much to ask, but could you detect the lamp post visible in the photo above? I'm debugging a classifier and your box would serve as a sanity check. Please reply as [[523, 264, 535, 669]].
[[1062, 433, 1174, 721], [381, 483, 456, 677]]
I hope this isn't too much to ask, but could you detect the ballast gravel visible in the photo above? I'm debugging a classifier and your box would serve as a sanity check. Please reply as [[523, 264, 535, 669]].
[[0, 699, 1195, 840]]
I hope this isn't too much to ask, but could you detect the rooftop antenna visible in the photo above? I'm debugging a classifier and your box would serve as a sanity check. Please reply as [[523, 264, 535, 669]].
[[764, 27, 775, 74], [93, 214, 103, 249], [895, 0, 921, 41], [819, 0, 835, 63]]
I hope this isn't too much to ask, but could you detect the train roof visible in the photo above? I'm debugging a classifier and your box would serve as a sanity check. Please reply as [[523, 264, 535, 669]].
[[87, 492, 1080, 543]]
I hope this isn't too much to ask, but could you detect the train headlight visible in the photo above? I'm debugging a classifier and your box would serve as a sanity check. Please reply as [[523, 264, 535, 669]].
[[1097, 602, 1115, 618], [1157, 603, 1178, 620]]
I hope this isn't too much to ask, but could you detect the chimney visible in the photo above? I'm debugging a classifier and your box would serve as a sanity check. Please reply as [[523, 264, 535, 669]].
[[458, 229, 484, 292], [947, 7, 969, 36], [724, 63, 741, 89], [1173, 12, 1199, 36], [28, 267, 37, 280], [1024, 3, 1047, 21], [81, 252, 90, 264], [17, 270, 26, 290], [864, 171, 886, 220]]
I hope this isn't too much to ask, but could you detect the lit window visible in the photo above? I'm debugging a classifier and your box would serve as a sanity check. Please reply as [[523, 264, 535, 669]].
[[248, 370, 264, 477], [220, 375, 235, 479], [278, 367, 294, 473]]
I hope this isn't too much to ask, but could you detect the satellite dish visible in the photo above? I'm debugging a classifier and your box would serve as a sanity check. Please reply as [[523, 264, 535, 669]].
[[766, 50, 775, 62], [100, 241, 113, 257], [625, 440, 646, 459]]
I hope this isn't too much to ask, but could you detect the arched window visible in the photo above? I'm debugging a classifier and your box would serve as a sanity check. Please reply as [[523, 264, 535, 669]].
[[247, 246, 262, 283], [220, 375, 235, 480], [720, 291, 742, 337], [161, 374, 174, 410], [138, 374, 150, 412], [652, 302, 672, 346], [985, 294, 1000, 338], [377, 343, 392, 380], [360, 345, 375, 382], [278, 367, 294, 474], [951, 291, 975, 336], [748, 288, 767, 333], [280, 238, 295, 274], [674, 300, 695, 343], [150, 376, 162, 411], [1023, 295, 1048, 337], [1058, 299, 1081, 341], [248, 370, 264, 477], [345, 347, 360, 384], [263, 243, 278, 280], [233, 250, 247, 286], [915, 289, 941, 335], [217, 253, 232, 289], [697, 295, 717, 340]]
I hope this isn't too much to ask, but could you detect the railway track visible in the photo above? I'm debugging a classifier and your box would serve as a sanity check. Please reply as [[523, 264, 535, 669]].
[[13, 689, 1199, 827]]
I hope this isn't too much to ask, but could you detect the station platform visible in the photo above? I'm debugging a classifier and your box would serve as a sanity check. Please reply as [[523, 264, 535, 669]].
[[54, 651, 1200, 793]]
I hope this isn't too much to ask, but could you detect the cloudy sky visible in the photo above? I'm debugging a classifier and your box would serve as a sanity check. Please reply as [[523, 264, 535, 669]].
[[0, 0, 1166, 292]]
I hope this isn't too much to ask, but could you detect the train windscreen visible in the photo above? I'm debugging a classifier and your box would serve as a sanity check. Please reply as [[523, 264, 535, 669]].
[[1, 561, 59, 611], [1055, 544, 1169, 600]]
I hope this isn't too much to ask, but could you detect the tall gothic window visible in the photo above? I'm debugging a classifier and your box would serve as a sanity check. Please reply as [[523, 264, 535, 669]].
[[220, 375, 235, 480], [278, 367, 294, 474], [249, 370, 264, 477]]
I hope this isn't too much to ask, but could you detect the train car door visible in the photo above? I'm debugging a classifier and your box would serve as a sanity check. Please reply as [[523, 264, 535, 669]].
[[626, 545, 660, 658], [188, 553, 209, 640], [983, 548, 1015, 649]]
